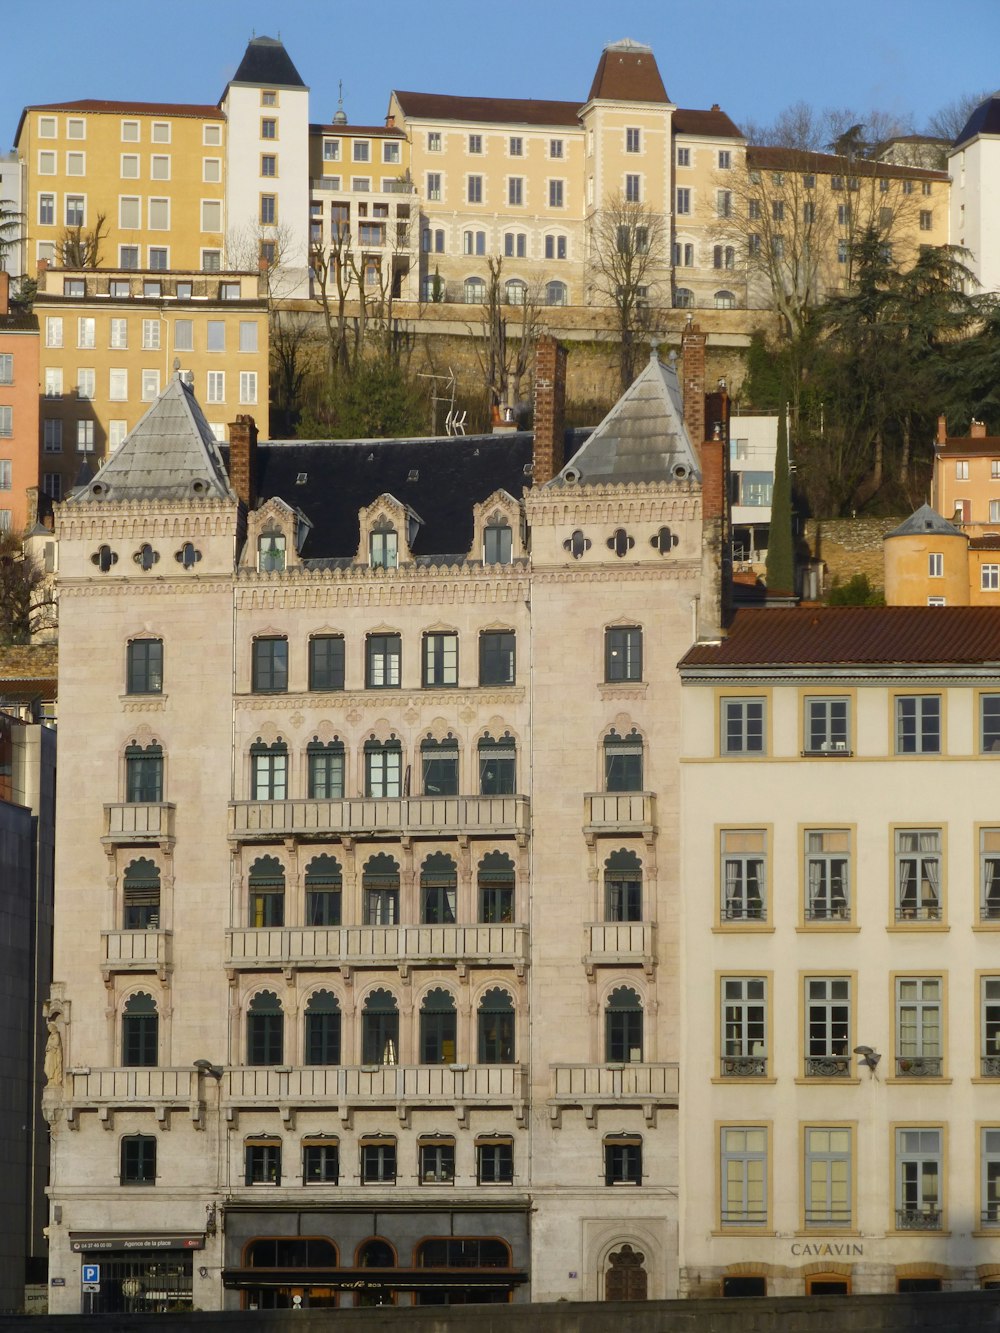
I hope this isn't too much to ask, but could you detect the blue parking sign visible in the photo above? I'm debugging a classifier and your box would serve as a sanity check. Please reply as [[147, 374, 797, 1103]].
[[81, 1264, 100, 1284]]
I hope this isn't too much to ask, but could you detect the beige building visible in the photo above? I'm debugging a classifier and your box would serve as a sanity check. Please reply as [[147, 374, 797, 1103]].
[[679, 605, 1000, 1296], [43, 328, 722, 1313]]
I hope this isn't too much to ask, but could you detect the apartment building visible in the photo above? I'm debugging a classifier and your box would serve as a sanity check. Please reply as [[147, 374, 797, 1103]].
[[0, 271, 39, 534], [679, 606, 1000, 1297], [43, 328, 720, 1313], [950, 93, 1000, 295], [33, 266, 267, 504]]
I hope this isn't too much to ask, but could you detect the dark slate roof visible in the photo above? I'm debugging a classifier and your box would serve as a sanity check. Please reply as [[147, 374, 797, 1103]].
[[886, 505, 963, 538], [747, 144, 948, 182], [680, 607, 1000, 669], [230, 36, 306, 90], [223, 434, 541, 561], [393, 90, 581, 127], [587, 40, 669, 104], [673, 107, 743, 138], [954, 93, 1000, 147], [310, 123, 406, 139]]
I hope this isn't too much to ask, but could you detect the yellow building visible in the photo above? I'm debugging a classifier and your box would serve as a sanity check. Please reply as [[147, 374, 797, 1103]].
[[34, 265, 268, 503], [884, 504, 1000, 608]]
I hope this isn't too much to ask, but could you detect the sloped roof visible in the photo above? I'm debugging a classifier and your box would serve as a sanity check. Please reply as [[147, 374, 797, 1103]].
[[886, 505, 963, 538], [587, 40, 669, 104], [21, 98, 223, 118], [954, 92, 1000, 148], [229, 36, 306, 90], [67, 374, 235, 505], [936, 434, 1000, 456], [747, 144, 947, 183], [548, 350, 699, 488], [673, 107, 743, 139], [680, 606, 1000, 669], [392, 91, 581, 127], [220, 433, 556, 561]]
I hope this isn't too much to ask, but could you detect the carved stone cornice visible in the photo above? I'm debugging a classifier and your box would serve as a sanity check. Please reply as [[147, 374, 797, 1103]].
[[235, 686, 526, 713], [236, 574, 531, 611], [56, 499, 238, 542], [531, 562, 701, 584], [59, 578, 235, 597], [525, 483, 701, 525], [119, 695, 168, 714]]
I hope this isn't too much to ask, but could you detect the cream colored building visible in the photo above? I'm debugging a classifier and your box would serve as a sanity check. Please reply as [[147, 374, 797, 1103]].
[[679, 605, 1000, 1297], [44, 329, 721, 1313], [33, 266, 268, 504]]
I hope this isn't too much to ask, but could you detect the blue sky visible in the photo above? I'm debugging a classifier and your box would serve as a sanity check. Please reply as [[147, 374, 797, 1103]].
[[3, 0, 998, 147]]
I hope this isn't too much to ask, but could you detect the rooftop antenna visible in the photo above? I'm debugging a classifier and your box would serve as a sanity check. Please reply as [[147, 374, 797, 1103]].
[[334, 80, 347, 126]]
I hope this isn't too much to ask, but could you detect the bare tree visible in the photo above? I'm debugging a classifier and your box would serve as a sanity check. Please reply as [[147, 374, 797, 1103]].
[[270, 310, 321, 435], [0, 531, 49, 645], [588, 192, 669, 394], [59, 213, 108, 268], [472, 256, 541, 415], [928, 90, 991, 143], [226, 219, 300, 300]]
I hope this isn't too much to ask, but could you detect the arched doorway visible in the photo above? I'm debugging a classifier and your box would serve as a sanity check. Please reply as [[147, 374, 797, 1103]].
[[605, 1244, 647, 1301]]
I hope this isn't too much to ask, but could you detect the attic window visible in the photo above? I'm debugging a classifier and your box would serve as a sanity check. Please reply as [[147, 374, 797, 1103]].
[[408, 469, 419, 482], [522, 463, 534, 477], [296, 473, 308, 485], [258, 533, 286, 573], [370, 527, 398, 570]]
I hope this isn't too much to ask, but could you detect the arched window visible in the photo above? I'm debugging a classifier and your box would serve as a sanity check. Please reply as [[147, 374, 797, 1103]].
[[305, 854, 342, 926], [421, 736, 459, 796], [464, 276, 485, 305], [715, 289, 736, 309], [479, 732, 516, 795], [478, 987, 515, 1063], [420, 852, 457, 923], [673, 288, 694, 309], [484, 523, 513, 565], [369, 522, 398, 570], [123, 858, 160, 929], [505, 279, 527, 306], [125, 742, 163, 803], [362, 989, 399, 1065], [304, 990, 341, 1066], [122, 992, 158, 1066], [362, 853, 400, 925], [420, 988, 457, 1064], [605, 986, 643, 1063], [250, 739, 287, 801], [604, 729, 643, 792], [247, 990, 284, 1066], [248, 855, 284, 927], [545, 281, 568, 307], [307, 739, 345, 799], [478, 851, 515, 923], [605, 850, 642, 922], [358, 1237, 396, 1267]]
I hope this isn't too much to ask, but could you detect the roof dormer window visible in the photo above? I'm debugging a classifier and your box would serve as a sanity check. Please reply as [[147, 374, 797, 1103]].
[[258, 532, 285, 573], [370, 526, 398, 570]]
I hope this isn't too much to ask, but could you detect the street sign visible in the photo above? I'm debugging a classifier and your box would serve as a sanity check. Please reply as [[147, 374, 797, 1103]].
[[82, 1264, 100, 1284]]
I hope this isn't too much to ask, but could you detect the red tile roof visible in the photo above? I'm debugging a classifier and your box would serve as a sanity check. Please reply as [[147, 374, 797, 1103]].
[[747, 144, 948, 182], [587, 45, 668, 104], [936, 438, 1000, 456], [24, 99, 223, 118], [673, 107, 743, 139], [680, 606, 1000, 668], [392, 91, 581, 127]]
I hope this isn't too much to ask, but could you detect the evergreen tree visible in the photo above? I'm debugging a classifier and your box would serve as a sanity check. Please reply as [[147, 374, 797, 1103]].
[[765, 406, 795, 595]]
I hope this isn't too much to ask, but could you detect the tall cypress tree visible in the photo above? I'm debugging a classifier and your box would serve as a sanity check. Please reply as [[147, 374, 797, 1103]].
[[765, 406, 794, 595]]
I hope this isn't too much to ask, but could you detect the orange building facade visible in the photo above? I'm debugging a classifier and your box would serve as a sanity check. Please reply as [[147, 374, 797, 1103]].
[[0, 272, 40, 536]]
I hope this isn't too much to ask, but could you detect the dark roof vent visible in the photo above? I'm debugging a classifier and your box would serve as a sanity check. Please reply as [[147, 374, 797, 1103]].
[[296, 472, 308, 485], [407, 469, 419, 482], [367, 452, 375, 462], [522, 462, 534, 477]]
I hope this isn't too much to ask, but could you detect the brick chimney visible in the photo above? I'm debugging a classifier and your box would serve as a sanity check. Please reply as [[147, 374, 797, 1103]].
[[937, 414, 947, 445], [532, 335, 567, 485], [972, 419, 987, 438], [0, 271, 8, 317], [228, 415, 258, 509], [681, 322, 706, 458]]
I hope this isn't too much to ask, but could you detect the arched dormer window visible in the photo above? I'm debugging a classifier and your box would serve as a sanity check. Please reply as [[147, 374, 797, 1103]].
[[369, 520, 398, 570]]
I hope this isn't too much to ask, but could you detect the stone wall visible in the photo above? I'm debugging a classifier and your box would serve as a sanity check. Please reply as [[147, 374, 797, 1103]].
[[0, 644, 57, 681], [12, 1291, 1000, 1332], [803, 517, 902, 593]]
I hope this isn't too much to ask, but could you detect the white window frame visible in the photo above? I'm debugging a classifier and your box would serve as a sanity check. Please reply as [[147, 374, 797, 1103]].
[[108, 368, 128, 402], [895, 977, 942, 1075], [720, 1127, 767, 1226], [239, 372, 257, 405], [141, 370, 160, 401], [895, 694, 940, 754], [207, 371, 226, 404], [720, 830, 766, 923], [928, 551, 943, 577], [805, 829, 850, 921], [721, 697, 765, 755], [721, 977, 767, 1076], [141, 319, 161, 351], [895, 1127, 942, 1229], [804, 977, 850, 1077]]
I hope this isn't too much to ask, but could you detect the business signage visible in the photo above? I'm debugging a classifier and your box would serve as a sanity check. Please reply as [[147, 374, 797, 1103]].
[[70, 1234, 205, 1253]]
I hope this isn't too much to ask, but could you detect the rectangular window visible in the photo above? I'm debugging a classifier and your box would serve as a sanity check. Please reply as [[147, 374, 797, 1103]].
[[141, 318, 160, 351], [119, 244, 139, 269], [239, 320, 258, 354], [626, 127, 641, 153], [45, 317, 63, 349], [604, 1136, 642, 1185], [44, 367, 62, 398], [107, 317, 128, 350], [76, 368, 95, 400], [895, 695, 940, 754], [625, 174, 641, 203], [245, 1142, 281, 1185], [722, 697, 765, 754], [148, 198, 169, 230], [206, 371, 225, 403], [927, 551, 944, 578], [895, 1128, 942, 1229], [548, 179, 564, 208], [174, 319, 193, 352], [260, 118, 277, 141], [983, 565, 1000, 591], [467, 175, 483, 204], [426, 172, 441, 201], [239, 372, 258, 404], [252, 637, 288, 693], [309, 635, 345, 692], [717, 190, 732, 218], [382, 141, 400, 164], [508, 177, 523, 206], [805, 977, 851, 1077], [676, 147, 690, 167], [66, 152, 84, 176], [109, 420, 128, 452], [718, 149, 732, 169], [423, 632, 458, 687], [77, 317, 95, 349], [428, 132, 441, 152], [369, 529, 397, 569], [484, 524, 513, 564], [721, 977, 767, 1076], [982, 1128, 1000, 1224], [0, 461, 10, 491], [479, 630, 515, 685], [361, 1141, 396, 1183], [895, 829, 942, 921], [260, 194, 276, 225], [721, 1126, 767, 1225], [38, 151, 56, 176], [983, 695, 1000, 753], [982, 978, 1000, 1074], [549, 139, 563, 159], [804, 696, 849, 753], [477, 1137, 513, 1184], [127, 639, 163, 695], [721, 830, 766, 922], [508, 136, 523, 157], [308, 745, 344, 800], [805, 1127, 851, 1227], [38, 193, 55, 225], [201, 200, 222, 232], [0, 406, 11, 438], [120, 119, 139, 142], [805, 829, 850, 921], [956, 459, 969, 480], [121, 1136, 156, 1186], [605, 626, 642, 682], [896, 977, 942, 1075], [366, 634, 401, 688], [260, 153, 276, 178], [676, 187, 691, 215], [420, 1140, 456, 1184], [109, 368, 128, 401], [65, 195, 85, 227], [43, 421, 62, 453], [920, 210, 933, 231], [303, 1142, 339, 1184], [467, 133, 483, 154], [76, 420, 95, 452]]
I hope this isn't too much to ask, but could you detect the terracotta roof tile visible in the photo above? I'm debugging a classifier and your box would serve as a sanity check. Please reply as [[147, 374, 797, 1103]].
[[587, 44, 668, 104], [673, 107, 743, 139], [936, 438, 1000, 456], [680, 606, 1000, 668], [747, 144, 947, 182], [23, 99, 224, 118], [393, 91, 581, 127]]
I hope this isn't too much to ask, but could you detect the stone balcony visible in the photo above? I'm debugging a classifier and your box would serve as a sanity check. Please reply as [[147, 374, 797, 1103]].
[[102, 802, 176, 847], [547, 1061, 678, 1127], [224, 1063, 528, 1128], [583, 793, 656, 843], [583, 922, 656, 976], [63, 1067, 200, 1127], [229, 795, 529, 845], [226, 923, 528, 978], [101, 929, 172, 980]]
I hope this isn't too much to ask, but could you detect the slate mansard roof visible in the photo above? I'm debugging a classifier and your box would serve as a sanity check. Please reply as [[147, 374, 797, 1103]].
[[229, 36, 306, 90]]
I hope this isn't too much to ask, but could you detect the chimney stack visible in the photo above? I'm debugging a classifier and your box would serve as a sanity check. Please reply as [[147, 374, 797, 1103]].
[[532, 335, 567, 485], [936, 414, 947, 446], [681, 322, 706, 458], [228, 415, 258, 509], [0, 271, 8, 317], [971, 419, 987, 439]]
